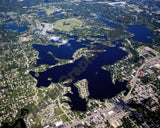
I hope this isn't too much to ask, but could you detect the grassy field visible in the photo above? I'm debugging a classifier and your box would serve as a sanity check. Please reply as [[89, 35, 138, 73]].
[[53, 18, 84, 32], [60, 114, 70, 122], [54, 107, 63, 116]]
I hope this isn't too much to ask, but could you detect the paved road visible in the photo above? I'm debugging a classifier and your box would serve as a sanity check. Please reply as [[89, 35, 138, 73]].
[[124, 56, 160, 102]]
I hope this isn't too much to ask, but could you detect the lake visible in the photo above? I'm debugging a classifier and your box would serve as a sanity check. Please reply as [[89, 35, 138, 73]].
[[2, 23, 29, 32], [30, 41, 128, 111], [4, 19, 16, 23], [30, 22, 155, 111], [99, 17, 155, 43], [126, 25, 155, 43], [32, 39, 91, 65]]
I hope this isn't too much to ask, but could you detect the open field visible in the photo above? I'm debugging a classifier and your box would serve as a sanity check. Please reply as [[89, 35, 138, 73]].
[[53, 18, 84, 32]]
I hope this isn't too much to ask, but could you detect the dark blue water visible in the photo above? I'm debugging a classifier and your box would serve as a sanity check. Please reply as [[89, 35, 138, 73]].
[[30, 42, 128, 111], [126, 25, 155, 43], [91, 35, 108, 40], [145, 0, 152, 2], [82, 1, 92, 3], [152, 6, 159, 11], [60, 14, 65, 17], [100, 19, 117, 28], [2, 24, 29, 32], [103, 20, 116, 28], [97, 13, 116, 28], [33, 39, 90, 65], [4, 19, 16, 23], [97, 14, 110, 20], [51, 10, 62, 15], [44, 0, 50, 3], [21, 2, 32, 5], [137, 21, 141, 24], [38, 11, 46, 15], [117, 20, 121, 24], [113, 3, 123, 6]]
